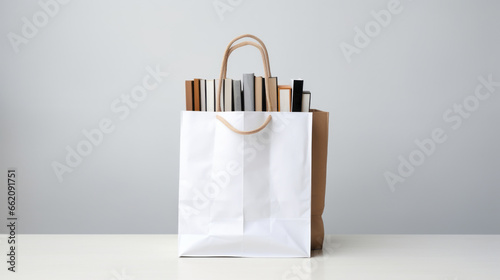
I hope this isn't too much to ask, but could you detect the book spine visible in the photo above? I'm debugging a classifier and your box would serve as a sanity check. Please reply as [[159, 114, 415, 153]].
[[206, 79, 215, 112], [224, 79, 233, 112], [262, 77, 267, 111], [301, 91, 311, 112], [291, 79, 304, 112], [255, 76, 263, 111], [266, 77, 278, 111], [185, 80, 194, 111], [278, 85, 292, 112], [200, 79, 206, 111], [193, 79, 201, 111], [215, 79, 222, 112], [243, 73, 255, 111], [233, 80, 242, 111]]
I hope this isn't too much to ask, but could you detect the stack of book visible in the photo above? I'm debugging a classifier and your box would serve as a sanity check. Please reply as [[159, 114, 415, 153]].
[[185, 74, 311, 112]]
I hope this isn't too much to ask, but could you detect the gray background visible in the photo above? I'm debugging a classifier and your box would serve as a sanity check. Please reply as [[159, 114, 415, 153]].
[[1, 0, 499, 234]]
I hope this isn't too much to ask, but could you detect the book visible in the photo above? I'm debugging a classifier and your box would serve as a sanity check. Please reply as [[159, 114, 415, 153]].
[[278, 85, 292, 112], [185, 80, 194, 111], [200, 79, 206, 111], [224, 78, 233, 112], [243, 73, 255, 111], [301, 91, 311, 112], [215, 79, 222, 111], [265, 77, 278, 111], [206, 79, 215, 112], [291, 79, 304, 112], [261, 77, 267, 111], [233, 80, 242, 111], [193, 79, 201, 111], [255, 76, 263, 111]]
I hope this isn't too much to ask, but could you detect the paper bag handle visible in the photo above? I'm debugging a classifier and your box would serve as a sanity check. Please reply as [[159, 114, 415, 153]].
[[216, 115, 272, 135], [217, 34, 273, 112], [220, 34, 271, 80]]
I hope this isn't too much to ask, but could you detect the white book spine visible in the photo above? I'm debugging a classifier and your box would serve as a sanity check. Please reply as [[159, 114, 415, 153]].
[[215, 79, 222, 112], [279, 88, 291, 112], [206, 80, 215, 112], [301, 91, 311, 112], [200, 79, 206, 111]]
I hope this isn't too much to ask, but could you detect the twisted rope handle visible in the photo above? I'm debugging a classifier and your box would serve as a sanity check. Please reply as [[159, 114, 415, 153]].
[[216, 34, 272, 112], [220, 34, 271, 79], [215, 34, 274, 135], [216, 115, 272, 135]]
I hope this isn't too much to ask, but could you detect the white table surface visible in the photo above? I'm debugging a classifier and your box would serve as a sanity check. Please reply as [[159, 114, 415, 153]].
[[1, 234, 499, 280]]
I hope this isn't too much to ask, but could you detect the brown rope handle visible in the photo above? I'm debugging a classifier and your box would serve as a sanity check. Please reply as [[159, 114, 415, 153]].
[[216, 34, 273, 112], [216, 115, 272, 135], [217, 41, 272, 112], [215, 34, 274, 135], [221, 42, 270, 83], [221, 34, 271, 78]]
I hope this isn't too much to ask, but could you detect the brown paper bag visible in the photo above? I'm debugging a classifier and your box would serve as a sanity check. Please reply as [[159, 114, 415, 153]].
[[311, 109, 329, 250]]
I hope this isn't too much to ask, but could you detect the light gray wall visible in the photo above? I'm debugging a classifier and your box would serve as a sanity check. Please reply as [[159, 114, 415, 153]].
[[1, 0, 499, 234]]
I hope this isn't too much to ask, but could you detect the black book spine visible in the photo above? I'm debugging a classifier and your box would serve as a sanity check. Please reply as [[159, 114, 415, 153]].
[[291, 80, 304, 112], [262, 78, 267, 111]]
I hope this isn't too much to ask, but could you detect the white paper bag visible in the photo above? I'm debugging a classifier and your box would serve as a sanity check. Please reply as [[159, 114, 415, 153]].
[[178, 111, 312, 257]]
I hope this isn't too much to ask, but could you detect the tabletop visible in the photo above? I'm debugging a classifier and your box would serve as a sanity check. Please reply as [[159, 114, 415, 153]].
[[1, 234, 499, 280]]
